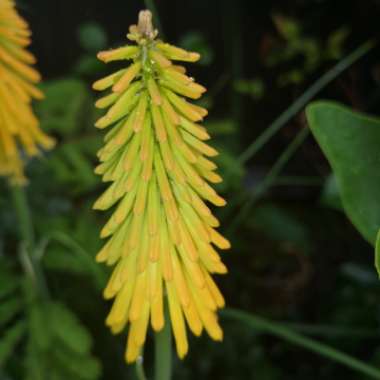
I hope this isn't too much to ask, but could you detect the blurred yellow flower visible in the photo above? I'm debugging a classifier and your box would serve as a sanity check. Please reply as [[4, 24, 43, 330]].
[[94, 10, 230, 363], [0, 0, 55, 184]]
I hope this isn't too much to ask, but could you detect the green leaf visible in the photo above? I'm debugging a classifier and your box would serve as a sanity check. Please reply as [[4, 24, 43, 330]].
[[234, 78, 265, 100], [78, 22, 107, 53], [0, 266, 19, 300], [52, 347, 101, 380], [48, 302, 92, 355], [375, 229, 380, 278], [25, 301, 101, 380], [36, 79, 90, 136], [74, 55, 105, 76], [179, 31, 214, 65], [272, 14, 300, 40], [0, 299, 23, 327], [42, 230, 106, 290], [28, 303, 51, 351], [43, 133, 101, 193], [205, 119, 237, 136], [326, 27, 350, 60], [0, 321, 27, 366], [306, 101, 380, 245]]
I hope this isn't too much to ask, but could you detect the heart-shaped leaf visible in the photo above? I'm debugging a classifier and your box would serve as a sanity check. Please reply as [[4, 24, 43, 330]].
[[306, 101, 380, 245]]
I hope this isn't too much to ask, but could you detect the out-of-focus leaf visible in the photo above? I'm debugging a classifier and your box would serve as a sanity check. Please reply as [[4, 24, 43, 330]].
[[320, 173, 343, 211], [28, 303, 51, 351], [234, 78, 265, 100], [326, 27, 349, 60], [375, 230, 380, 278], [179, 31, 214, 65], [251, 204, 311, 252], [42, 228, 106, 289], [25, 300, 101, 380], [273, 14, 300, 40], [46, 136, 101, 194], [0, 273, 19, 299], [0, 299, 23, 327], [78, 22, 107, 53], [53, 347, 101, 380], [48, 302, 92, 355], [60, 144, 97, 188], [25, 337, 45, 380], [205, 119, 237, 136], [36, 79, 90, 136], [306, 101, 380, 245], [42, 247, 87, 274], [278, 69, 304, 86], [74, 55, 105, 76], [0, 321, 27, 366]]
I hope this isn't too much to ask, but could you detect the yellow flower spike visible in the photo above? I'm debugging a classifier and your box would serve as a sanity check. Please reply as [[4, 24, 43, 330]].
[[93, 10, 230, 363], [0, 0, 55, 184]]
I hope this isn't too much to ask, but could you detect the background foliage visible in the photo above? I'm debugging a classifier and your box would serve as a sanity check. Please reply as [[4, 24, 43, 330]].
[[2, 0, 380, 379]]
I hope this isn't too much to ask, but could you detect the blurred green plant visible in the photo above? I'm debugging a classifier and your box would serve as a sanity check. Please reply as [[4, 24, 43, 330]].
[[75, 22, 108, 76], [35, 79, 101, 194], [267, 15, 349, 86], [179, 31, 214, 66], [0, 64, 105, 379], [234, 78, 266, 101], [0, 248, 101, 380]]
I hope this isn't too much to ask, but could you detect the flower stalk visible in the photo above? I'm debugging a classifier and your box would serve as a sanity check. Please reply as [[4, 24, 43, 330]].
[[154, 301, 172, 380], [10, 184, 49, 298], [93, 9, 230, 364]]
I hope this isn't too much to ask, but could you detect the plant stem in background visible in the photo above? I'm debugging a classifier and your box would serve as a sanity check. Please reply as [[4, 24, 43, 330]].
[[223, 308, 380, 380], [227, 127, 309, 234], [226, 39, 375, 178], [135, 356, 147, 380], [154, 303, 172, 380], [10, 185, 49, 298], [10, 185, 35, 249]]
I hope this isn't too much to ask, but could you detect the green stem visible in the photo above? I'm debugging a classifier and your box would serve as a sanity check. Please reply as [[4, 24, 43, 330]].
[[227, 127, 309, 234], [226, 39, 375, 177], [135, 356, 147, 380], [223, 308, 380, 379], [154, 303, 172, 380], [282, 323, 380, 339], [10, 184, 49, 298], [10, 185, 34, 249]]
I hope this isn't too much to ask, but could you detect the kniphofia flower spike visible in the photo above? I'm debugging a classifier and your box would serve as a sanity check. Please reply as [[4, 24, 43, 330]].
[[94, 10, 230, 362], [0, 0, 55, 184]]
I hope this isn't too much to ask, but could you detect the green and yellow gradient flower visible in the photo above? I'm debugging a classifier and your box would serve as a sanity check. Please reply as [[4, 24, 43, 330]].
[[0, 0, 55, 184], [93, 10, 230, 362]]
